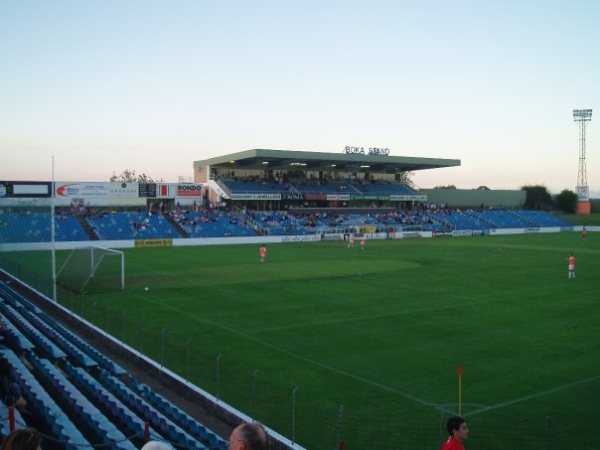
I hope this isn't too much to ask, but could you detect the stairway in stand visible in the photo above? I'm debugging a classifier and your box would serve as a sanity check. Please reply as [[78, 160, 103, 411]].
[[164, 214, 189, 238], [77, 216, 99, 240]]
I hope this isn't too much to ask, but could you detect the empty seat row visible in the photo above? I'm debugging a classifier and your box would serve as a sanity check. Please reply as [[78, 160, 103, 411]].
[[1, 282, 125, 376], [137, 383, 226, 448], [1, 318, 35, 352], [29, 354, 137, 450], [63, 363, 166, 443], [97, 370, 208, 450], [0, 213, 88, 243], [0, 283, 43, 315], [137, 383, 225, 449], [21, 311, 98, 369], [0, 302, 67, 360], [513, 210, 572, 227], [39, 312, 127, 376]]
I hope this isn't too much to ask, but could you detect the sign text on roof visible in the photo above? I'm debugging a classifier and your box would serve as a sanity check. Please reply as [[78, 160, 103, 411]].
[[344, 146, 390, 156]]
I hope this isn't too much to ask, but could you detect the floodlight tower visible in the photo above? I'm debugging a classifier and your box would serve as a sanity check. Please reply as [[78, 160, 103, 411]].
[[573, 109, 592, 201]]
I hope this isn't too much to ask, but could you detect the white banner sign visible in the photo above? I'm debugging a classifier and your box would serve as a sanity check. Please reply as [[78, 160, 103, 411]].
[[231, 193, 282, 200], [56, 182, 139, 198]]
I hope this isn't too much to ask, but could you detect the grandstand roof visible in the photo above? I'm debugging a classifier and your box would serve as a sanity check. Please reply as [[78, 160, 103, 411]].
[[194, 149, 460, 174]]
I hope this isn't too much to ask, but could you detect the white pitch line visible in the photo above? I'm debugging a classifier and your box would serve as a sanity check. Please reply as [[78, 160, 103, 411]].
[[439, 403, 488, 410], [257, 297, 492, 333], [466, 374, 600, 417], [156, 300, 452, 414]]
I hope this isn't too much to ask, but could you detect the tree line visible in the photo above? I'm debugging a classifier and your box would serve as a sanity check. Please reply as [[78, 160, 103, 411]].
[[521, 185, 578, 214]]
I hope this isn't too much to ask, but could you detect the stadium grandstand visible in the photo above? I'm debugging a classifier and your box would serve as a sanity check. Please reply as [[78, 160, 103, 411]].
[[0, 149, 585, 450], [0, 149, 574, 245]]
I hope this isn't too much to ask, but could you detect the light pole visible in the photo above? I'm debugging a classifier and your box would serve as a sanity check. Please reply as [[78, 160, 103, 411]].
[[573, 109, 592, 201]]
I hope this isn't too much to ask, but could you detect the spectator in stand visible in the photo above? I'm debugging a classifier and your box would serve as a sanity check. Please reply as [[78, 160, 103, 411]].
[[440, 416, 468, 450], [0, 359, 27, 413], [228, 422, 267, 450], [1, 427, 42, 450]]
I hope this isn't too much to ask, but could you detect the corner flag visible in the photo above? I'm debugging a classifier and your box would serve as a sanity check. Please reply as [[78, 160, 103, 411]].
[[457, 365, 464, 416]]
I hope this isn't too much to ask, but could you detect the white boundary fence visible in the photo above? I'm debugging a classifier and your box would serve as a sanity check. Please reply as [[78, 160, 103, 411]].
[[2, 225, 596, 253]]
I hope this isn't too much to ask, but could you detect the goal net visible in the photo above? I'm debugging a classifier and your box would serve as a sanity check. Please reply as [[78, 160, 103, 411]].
[[57, 246, 124, 293]]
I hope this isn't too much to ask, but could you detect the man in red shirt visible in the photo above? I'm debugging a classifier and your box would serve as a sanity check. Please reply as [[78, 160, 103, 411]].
[[440, 416, 469, 450]]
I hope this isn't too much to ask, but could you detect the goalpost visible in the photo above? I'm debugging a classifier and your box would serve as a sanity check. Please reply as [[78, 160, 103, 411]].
[[57, 246, 124, 293]]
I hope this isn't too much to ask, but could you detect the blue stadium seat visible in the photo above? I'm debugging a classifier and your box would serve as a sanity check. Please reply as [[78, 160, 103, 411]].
[[0, 348, 91, 450]]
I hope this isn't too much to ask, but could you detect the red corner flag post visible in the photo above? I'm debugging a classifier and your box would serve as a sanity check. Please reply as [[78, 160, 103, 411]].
[[457, 365, 464, 416]]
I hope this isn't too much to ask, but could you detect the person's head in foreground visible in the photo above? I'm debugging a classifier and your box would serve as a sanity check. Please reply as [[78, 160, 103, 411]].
[[1, 428, 42, 450], [140, 441, 174, 450], [228, 422, 267, 450], [447, 416, 469, 442]]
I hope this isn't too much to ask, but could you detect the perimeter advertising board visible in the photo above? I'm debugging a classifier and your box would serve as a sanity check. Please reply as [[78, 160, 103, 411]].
[[157, 184, 204, 198], [56, 182, 138, 198], [0, 181, 52, 198], [231, 193, 281, 200], [55, 182, 203, 200]]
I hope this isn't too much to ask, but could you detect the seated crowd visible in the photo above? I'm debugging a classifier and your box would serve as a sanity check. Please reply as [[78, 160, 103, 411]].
[[0, 200, 572, 243]]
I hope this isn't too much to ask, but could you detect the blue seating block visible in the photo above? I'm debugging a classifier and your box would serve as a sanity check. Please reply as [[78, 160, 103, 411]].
[[137, 383, 227, 450], [0, 317, 35, 351], [98, 371, 207, 450], [39, 313, 126, 376], [0, 349, 91, 450], [64, 363, 166, 443], [30, 354, 137, 450], [0, 303, 67, 360], [24, 312, 98, 368]]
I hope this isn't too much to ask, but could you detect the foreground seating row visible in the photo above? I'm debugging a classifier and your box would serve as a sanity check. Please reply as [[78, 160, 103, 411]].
[[0, 281, 227, 450]]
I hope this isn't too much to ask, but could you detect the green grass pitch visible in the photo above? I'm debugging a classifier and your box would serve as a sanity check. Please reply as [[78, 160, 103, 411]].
[[14, 233, 600, 449]]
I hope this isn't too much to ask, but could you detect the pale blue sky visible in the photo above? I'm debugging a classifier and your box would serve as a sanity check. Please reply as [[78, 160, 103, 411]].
[[1, 0, 598, 194]]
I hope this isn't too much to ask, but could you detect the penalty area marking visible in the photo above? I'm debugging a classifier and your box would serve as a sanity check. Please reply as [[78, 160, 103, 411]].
[[257, 297, 492, 333], [438, 403, 489, 414], [466, 373, 600, 417]]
